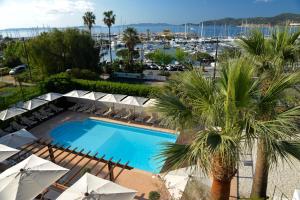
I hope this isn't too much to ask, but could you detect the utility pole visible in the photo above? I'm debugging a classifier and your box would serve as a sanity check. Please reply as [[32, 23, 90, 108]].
[[213, 37, 219, 81], [22, 37, 32, 80]]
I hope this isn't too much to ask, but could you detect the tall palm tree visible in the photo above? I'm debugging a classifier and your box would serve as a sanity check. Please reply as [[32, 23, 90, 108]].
[[238, 28, 300, 198], [82, 11, 96, 34], [122, 27, 141, 65], [155, 58, 258, 200], [103, 10, 116, 64]]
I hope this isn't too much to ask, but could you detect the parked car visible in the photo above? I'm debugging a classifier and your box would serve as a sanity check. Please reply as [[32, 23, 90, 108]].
[[9, 64, 26, 75]]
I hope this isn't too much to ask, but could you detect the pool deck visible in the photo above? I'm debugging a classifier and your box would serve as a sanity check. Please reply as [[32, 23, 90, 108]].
[[30, 111, 172, 200]]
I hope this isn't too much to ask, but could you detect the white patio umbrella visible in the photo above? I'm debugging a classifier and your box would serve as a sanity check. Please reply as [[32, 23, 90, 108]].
[[80, 92, 108, 101], [57, 173, 136, 200], [16, 98, 48, 110], [160, 166, 210, 200], [121, 96, 148, 107], [0, 144, 19, 162], [37, 92, 63, 101], [63, 90, 90, 98], [98, 94, 127, 109], [0, 107, 27, 121], [0, 129, 37, 148], [0, 154, 69, 200], [143, 98, 158, 108]]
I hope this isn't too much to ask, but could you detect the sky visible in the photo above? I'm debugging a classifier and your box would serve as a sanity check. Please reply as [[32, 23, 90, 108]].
[[0, 0, 299, 29]]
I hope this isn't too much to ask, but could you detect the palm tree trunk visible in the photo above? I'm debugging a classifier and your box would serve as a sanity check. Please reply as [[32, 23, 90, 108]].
[[211, 177, 231, 200], [108, 27, 113, 64], [251, 139, 269, 199]]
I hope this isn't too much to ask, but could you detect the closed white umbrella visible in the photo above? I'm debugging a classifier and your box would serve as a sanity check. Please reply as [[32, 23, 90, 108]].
[[81, 92, 107, 101], [16, 98, 48, 110], [0, 154, 68, 200], [121, 96, 148, 107], [0, 129, 37, 148], [57, 173, 136, 200], [0, 144, 19, 162], [37, 93, 62, 101], [161, 166, 210, 200], [0, 107, 26, 121], [63, 90, 90, 98]]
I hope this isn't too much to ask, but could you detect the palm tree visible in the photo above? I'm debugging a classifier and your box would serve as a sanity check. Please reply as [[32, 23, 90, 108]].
[[82, 11, 96, 34], [155, 58, 258, 200], [122, 27, 141, 65], [103, 10, 116, 64], [238, 28, 300, 198]]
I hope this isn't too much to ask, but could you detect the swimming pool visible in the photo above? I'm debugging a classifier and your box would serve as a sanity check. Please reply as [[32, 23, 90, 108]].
[[50, 119, 177, 173]]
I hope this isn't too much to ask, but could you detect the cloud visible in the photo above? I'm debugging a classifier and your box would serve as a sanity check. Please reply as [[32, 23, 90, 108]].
[[0, 0, 94, 29]]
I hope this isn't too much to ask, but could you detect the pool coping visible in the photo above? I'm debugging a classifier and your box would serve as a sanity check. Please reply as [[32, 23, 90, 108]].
[[89, 116, 178, 135]]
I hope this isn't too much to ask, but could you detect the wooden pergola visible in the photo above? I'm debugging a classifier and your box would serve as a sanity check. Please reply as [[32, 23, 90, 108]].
[[8, 139, 133, 187]]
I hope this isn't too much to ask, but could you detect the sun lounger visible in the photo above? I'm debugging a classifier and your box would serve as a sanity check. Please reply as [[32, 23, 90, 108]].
[[11, 121, 26, 130], [33, 112, 48, 120], [121, 109, 135, 120], [77, 104, 91, 112], [146, 113, 160, 125], [49, 104, 63, 112], [94, 107, 108, 116], [83, 105, 96, 113], [20, 117, 37, 126], [4, 126, 15, 133], [103, 107, 114, 117], [39, 108, 54, 117], [0, 129, 8, 136], [134, 112, 150, 123], [113, 108, 128, 119], [68, 103, 82, 111]]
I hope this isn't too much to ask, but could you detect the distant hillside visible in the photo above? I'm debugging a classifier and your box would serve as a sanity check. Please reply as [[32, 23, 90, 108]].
[[193, 13, 300, 26]]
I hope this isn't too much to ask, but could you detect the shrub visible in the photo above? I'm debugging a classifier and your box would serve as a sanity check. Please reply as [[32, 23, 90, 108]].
[[40, 73, 159, 97], [70, 68, 98, 80], [149, 191, 160, 200], [0, 67, 10, 76]]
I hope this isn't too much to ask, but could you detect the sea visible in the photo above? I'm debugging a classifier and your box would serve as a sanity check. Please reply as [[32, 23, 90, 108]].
[[0, 24, 284, 39]]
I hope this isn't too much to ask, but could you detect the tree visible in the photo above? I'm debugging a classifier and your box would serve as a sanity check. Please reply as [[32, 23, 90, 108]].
[[155, 58, 258, 200], [116, 48, 139, 62], [25, 29, 99, 78], [2, 41, 23, 67], [122, 27, 141, 65], [238, 28, 300, 198], [175, 48, 189, 64], [147, 50, 173, 67], [192, 51, 214, 71], [103, 10, 116, 64], [83, 11, 96, 34]]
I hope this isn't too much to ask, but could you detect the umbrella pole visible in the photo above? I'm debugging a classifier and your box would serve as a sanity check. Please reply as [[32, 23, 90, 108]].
[[47, 144, 55, 163]]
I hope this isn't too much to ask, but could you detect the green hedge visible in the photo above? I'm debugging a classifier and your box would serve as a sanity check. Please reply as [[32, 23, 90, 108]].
[[41, 73, 159, 97]]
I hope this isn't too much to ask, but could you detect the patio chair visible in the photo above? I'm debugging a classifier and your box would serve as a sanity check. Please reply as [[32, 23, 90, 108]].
[[49, 104, 63, 112], [19, 117, 36, 127], [11, 121, 27, 130]]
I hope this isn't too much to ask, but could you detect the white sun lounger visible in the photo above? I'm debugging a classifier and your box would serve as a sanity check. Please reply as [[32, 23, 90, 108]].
[[33, 112, 47, 120], [68, 103, 82, 111], [113, 108, 128, 119], [103, 107, 114, 117], [83, 105, 96, 113], [20, 117, 37, 126], [11, 121, 27, 130], [49, 104, 63, 112]]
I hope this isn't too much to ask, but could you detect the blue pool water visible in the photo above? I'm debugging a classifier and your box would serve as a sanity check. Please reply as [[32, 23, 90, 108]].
[[50, 119, 177, 173]]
